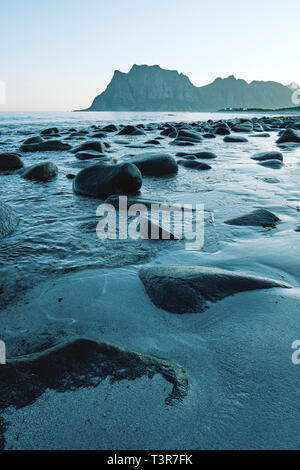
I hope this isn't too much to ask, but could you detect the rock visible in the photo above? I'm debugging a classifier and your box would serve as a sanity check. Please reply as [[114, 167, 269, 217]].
[[66, 174, 76, 179], [0, 153, 24, 171], [0, 338, 188, 440], [177, 129, 202, 141], [92, 132, 107, 139], [0, 202, 20, 239], [169, 138, 197, 146], [223, 135, 248, 143], [251, 151, 283, 162], [225, 209, 280, 228], [139, 266, 290, 314], [231, 124, 253, 133], [249, 133, 271, 138], [75, 151, 108, 160], [214, 126, 230, 135], [160, 127, 177, 138], [72, 141, 107, 154], [144, 139, 161, 145], [175, 152, 216, 159], [258, 160, 283, 169], [130, 153, 178, 176], [40, 127, 59, 135], [194, 151, 217, 159], [276, 129, 300, 144], [73, 162, 142, 199], [105, 195, 169, 210], [118, 125, 145, 136], [23, 136, 44, 145], [102, 124, 118, 132], [202, 133, 216, 139], [178, 160, 211, 170], [20, 140, 71, 152], [22, 162, 58, 181]]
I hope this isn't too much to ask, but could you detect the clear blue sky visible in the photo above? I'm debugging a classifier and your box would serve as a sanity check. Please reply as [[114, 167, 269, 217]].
[[1, 0, 299, 111]]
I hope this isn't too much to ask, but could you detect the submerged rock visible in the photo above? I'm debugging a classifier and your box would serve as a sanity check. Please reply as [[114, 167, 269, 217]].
[[251, 151, 283, 162], [258, 159, 283, 169], [23, 136, 44, 145], [22, 162, 58, 181], [225, 209, 280, 228], [0, 153, 24, 171], [131, 153, 178, 176], [20, 140, 71, 152], [73, 162, 142, 199], [178, 160, 211, 170], [0, 202, 20, 239], [139, 266, 290, 314], [75, 150, 108, 160], [176, 151, 217, 159], [223, 135, 248, 143]]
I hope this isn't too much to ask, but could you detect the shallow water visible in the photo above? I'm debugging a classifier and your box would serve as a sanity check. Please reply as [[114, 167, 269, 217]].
[[0, 111, 300, 309]]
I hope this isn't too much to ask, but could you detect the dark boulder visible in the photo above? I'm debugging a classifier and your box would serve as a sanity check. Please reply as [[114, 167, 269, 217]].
[[118, 125, 145, 136], [139, 266, 290, 314], [20, 140, 71, 152], [276, 129, 300, 144], [0, 202, 20, 239], [225, 209, 280, 228], [251, 151, 283, 162], [223, 135, 248, 143], [75, 150, 108, 160], [102, 124, 118, 132], [22, 162, 58, 181], [40, 127, 59, 135], [72, 141, 107, 154], [23, 136, 44, 145], [73, 162, 142, 199], [258, 160, 283, 169], [131, 153, 178, 176], [0, 153, 24, 171]]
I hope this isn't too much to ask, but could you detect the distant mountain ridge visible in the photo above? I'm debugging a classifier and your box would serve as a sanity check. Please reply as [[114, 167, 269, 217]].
[[80, 64, 296, 112]]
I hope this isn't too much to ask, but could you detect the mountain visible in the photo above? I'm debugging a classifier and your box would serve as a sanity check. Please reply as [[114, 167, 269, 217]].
[[80, 64, 296, 112]]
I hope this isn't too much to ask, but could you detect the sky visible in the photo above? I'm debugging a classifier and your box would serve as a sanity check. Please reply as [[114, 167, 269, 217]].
[[1, 0, 299, 111]]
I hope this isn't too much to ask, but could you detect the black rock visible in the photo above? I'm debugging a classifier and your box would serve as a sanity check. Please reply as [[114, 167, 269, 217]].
[[178, 160, 211, 170], [0, 202, 20, 239], [139, 265, 290, 314], [251, 151, 283, 162], [225, 209, 280, 228], [73, 162, 142, 199], [131, 153, 178, 176], [40, 127, 59, 135], [223, 135, 248, 143], [214, 127, 230, 135], [20, 140, 71, 152], [23, 136, 44, 145], [72, 141, 107, 154], [258, 159, 283, 169], [276, 129, 300, 144], [102, 124, 118, 132], [22, 162, 58, 181], [75, 150, 108, 160], [0, 153, 24, 171], [118, 125, 145, 136]]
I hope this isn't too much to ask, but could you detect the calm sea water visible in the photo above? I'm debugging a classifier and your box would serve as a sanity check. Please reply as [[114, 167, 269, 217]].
[[0, 111, 300, 308]]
